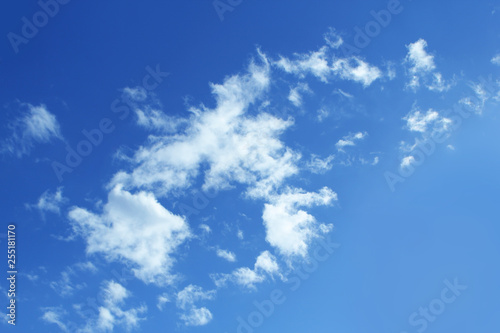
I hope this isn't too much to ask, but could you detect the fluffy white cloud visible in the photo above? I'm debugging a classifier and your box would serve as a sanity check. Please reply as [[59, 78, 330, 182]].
[[405, 39, 435, 75], [68, 185, 191, 285], [404, 39, 451, 91], [211, 250, 280, 289], [176, 285, 216, 326], [262, 187, 336, 257], [110, 54, 302, 201], [335, 132, 367, 151], [331, 58, 382, 86], [1, 104, 63, 157], [216, 248, 237, 262]]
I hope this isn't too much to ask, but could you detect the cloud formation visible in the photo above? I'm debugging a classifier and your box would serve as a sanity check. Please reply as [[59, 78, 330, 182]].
[[1, 104, 63, 157], [68, 185, 191, 285]]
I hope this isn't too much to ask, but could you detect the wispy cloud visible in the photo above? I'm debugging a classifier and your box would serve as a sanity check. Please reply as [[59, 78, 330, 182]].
[[26, 187, 67, 216], [335, 132, 368, 151], [216, 248, 237, 262], [306, 154, 335, 174], [176, 285, 216, 326], [491, 54, 500, 66], [211, 251, 280, 289], [1, 104, 63, 157]]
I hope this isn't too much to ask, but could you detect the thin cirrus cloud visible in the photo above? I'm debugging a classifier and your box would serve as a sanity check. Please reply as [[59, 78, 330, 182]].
[[1, 103, 63, 157]]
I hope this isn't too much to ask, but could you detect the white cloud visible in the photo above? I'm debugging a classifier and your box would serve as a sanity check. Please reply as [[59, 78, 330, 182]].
[[199, 224, 211, 234], [254, 250, 279, 274], [459, 81, 493, 114], [50, 270, 86, 297], [49, 261, 98, 297], [331, 57, 382, 86], [216, 249, 237, 262], [211, 250, 280, 289], [41, 307, 68, 332], [237, 229, 244, 240], [276, 47, 331, 82], [405, 39, 435, 75], [109, 54, 302, 202], [176, 285, 216, 326], [136, 107, 186, 133], [123, 87, 148, 102], [400, 156, 416, 169], [335, 132, 367, 151], [306, 154, 334, 174], [82, 281, 147, 333], [399, 107, 453, 168], [28, 187, 67, 215], [403, 108, 451, 134], [275, 42, 381, 86], [1, 104, 63, 157], [176, 285, 216, 310], [334, 88, 354, 99], [68, 185, 191, 285], [262, 187, 336, 257], [491, 54, 500, 66], [288, 83, 311, 107], [404, 39, 451, 92], [427, 72, 452, 92], [180, 307, 213, 326], [316, 108, 330, 122], [157, 293, 170, 311], [323, 27, 344, 49]]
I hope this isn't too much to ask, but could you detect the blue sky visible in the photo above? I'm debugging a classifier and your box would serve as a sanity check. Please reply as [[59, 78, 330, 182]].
[[1, 0, 500, 332]]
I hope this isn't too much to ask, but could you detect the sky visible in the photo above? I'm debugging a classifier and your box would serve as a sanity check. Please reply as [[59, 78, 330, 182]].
[[1, 0, 500, 332]]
